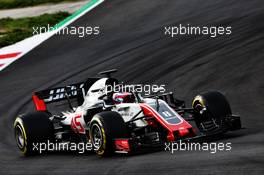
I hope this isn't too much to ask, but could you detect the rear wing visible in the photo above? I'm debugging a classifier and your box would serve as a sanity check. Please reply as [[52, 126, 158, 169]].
[[32, 78, 100, 111]]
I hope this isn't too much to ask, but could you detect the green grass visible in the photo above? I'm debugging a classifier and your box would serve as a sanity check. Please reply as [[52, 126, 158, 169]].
[[0, 11, 70, 48], [0, 0, 78, 9]]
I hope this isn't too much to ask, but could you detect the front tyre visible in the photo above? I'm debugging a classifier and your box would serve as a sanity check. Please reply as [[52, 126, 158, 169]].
[[90, 111, 127, 156], [192, 91, 231, 134], [14, 112, 54, 156]]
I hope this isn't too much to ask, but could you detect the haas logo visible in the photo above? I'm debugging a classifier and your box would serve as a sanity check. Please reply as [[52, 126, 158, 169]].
[[71, 115, 85, 134], [45, 83, 84, 102]]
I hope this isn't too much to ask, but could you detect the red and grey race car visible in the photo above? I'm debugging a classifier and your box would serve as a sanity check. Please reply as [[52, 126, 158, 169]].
[[14, 69, 241, 156]]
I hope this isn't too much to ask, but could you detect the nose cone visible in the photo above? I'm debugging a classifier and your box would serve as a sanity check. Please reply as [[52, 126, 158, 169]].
[[178, 127, 190, 137]]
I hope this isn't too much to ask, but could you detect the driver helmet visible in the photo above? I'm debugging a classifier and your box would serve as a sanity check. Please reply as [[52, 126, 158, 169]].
[[112, 92, 135, 104]]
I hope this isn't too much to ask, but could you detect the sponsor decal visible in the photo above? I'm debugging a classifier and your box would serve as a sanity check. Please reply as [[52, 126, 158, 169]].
[[44, 83, 84, 102]]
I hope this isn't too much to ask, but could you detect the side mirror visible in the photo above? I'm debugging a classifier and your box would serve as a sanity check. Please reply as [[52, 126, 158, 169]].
[[153, 87, 166, 94]]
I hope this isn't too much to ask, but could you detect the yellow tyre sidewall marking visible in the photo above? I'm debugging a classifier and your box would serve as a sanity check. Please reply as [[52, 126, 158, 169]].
[[192, 95, 206, 108], [91, 117, 107, 156], [14, 117, 27, 154]]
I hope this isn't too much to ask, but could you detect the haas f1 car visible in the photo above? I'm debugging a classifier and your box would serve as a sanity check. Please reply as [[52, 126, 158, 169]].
[[14, 69, 241, 156]]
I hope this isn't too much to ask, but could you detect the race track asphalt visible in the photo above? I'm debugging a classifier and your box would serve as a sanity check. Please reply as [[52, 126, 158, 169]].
[[0, 0, 264, 174]]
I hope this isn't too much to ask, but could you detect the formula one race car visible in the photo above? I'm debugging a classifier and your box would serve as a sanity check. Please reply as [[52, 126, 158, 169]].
[[14, 69, 241, 156]]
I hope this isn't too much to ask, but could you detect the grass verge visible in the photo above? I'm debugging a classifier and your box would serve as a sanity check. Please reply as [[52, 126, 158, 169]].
[[0, 11, 70, 48], [0, 0, 78, 10]]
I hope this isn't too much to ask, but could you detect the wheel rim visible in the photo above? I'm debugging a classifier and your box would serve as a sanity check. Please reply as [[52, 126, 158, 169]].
[[15, 125, 25, 149], [194, 103, 221, 133], [91, 123, 103, 149]]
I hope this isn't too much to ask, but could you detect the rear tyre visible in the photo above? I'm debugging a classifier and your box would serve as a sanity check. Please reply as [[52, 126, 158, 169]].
[[90, 111, 127, 156], [13, 112, 54, 156], [192, 91, 231, 134]]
